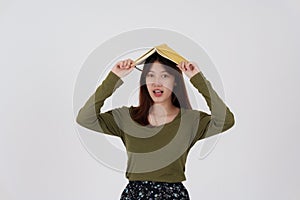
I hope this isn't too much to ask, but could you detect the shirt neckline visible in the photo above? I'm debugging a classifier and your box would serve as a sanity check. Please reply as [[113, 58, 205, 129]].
[[128, 106, 183, 130]]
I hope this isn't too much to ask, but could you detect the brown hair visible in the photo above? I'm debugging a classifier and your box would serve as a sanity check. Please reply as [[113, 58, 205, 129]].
[[130, 52, 192, 125]]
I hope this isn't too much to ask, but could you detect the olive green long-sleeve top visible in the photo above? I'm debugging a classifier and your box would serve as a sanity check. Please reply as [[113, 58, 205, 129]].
[[76, 71, 235, 183]]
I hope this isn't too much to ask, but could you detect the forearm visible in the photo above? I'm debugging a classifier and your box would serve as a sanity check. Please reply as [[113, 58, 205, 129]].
[[190, 71, 235, 136], [76, 71, 123, 132]]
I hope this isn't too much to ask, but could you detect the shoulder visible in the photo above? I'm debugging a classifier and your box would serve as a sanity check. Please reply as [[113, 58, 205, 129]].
[[181, 108, 210, 120], [110, 105, 131, 115]]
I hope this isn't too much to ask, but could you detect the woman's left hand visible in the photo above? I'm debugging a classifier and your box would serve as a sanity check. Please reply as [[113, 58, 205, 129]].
[[177, 61, 200, 79]]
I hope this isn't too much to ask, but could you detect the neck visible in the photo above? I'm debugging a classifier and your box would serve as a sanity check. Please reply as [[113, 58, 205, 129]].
[[149, 102, 178, 117]]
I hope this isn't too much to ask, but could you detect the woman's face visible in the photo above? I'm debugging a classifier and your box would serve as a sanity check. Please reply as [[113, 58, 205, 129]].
[[145, 61, 176, 104]]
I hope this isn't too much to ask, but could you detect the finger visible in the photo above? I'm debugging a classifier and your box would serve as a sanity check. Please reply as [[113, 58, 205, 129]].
[[179, 63, 185, 71], [178, 65, 183, 71], [187, 62, 194, 71], [124, 60, 129, 68], [120, 61, 125, 69], [128, 59, 134, 68], [177, 62, 185, 71], [176, 63, 181, 70], [183, 61, 188, 71], [122, 61, 128, 69], [184, 62, 190, 71], [126, 59, 132, 68], [129, 65, 135, 72], [123, 60, 127, 68], [177, 61, 183, 67], [117, 61, 122, 69], [130, 61, 135, 68]]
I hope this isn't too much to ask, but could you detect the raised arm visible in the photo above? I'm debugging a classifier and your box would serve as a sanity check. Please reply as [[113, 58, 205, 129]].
[[177, 61, 235, 141], [76, 59, 135, 137]]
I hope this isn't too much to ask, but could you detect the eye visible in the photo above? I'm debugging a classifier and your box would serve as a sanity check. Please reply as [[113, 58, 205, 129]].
[[146, 73, 154, 78], [161, 74, 169, 78]]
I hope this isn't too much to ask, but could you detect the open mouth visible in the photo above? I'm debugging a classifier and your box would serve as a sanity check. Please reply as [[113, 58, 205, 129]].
[[153, 90, 164, 97], [153, 89, 164, 94]]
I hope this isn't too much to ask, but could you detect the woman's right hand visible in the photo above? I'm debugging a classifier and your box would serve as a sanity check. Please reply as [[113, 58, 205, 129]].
[[111, 59, 135, 78]]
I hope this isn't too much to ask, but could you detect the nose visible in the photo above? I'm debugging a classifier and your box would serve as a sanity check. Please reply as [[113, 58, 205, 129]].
[[152, 77, 163, 86]]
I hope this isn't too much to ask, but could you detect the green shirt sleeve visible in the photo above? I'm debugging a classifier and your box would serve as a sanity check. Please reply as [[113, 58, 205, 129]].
[[189, 71, 235, 141], [76, 71, 124, 138]]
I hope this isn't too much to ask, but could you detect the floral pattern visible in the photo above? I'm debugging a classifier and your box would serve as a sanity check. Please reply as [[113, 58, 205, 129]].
[[120, 180, 190, 200]]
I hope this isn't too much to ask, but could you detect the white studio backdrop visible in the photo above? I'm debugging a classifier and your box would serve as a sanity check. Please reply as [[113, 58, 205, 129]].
[[0, 0, 299, 199]]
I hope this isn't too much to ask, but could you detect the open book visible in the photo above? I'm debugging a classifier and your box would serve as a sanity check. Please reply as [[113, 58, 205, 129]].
[[134, 44, 188, 69]]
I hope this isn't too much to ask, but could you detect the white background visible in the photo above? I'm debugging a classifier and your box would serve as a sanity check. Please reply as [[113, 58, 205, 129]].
[[1, 0, 299, 199]]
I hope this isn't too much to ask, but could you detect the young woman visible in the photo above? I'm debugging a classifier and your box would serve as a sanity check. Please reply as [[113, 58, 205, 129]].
[[76, 51, 235, 199]]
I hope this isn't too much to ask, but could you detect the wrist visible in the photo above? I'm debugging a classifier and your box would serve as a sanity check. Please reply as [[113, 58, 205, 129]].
[[106, 71, 124, 87], [188, 71, 200, 79], [111, 70, 122, 78]]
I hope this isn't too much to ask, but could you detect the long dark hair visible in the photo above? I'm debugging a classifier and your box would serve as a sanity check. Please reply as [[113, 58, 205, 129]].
[[130, 52, 192, 125]]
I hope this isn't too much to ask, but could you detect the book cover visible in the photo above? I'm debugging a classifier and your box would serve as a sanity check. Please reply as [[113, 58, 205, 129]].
[[134, 44, 188, 67]]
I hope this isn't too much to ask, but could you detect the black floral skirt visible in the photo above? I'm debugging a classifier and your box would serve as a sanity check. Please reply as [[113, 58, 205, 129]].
[[120, 180, 190, 200]]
